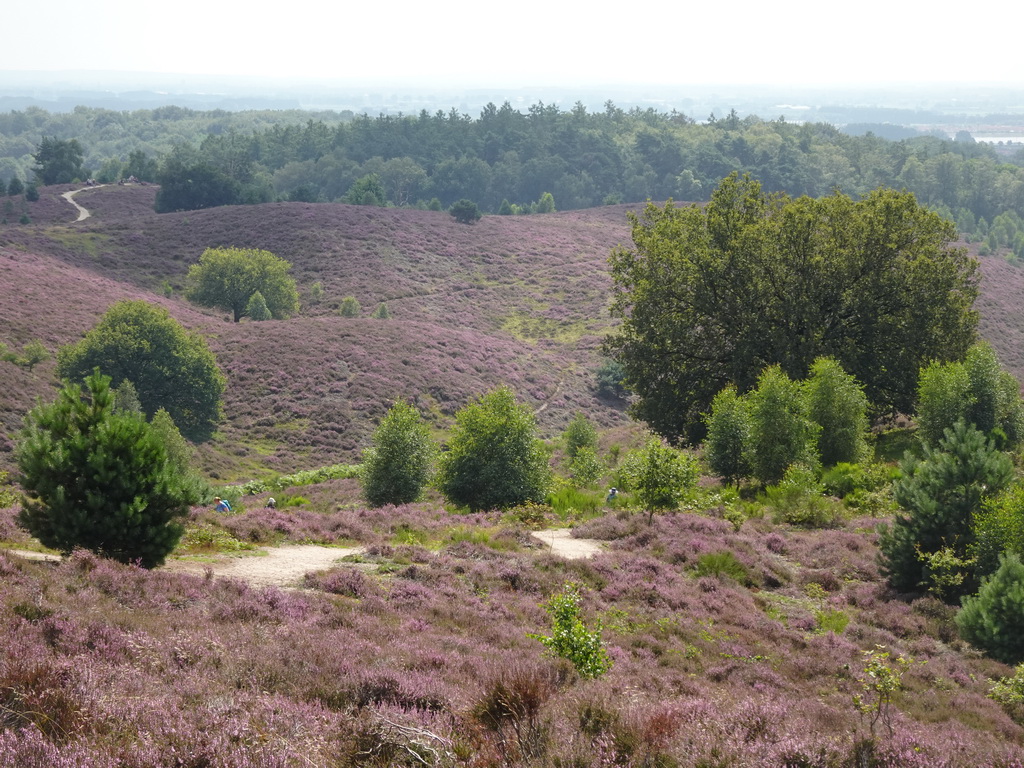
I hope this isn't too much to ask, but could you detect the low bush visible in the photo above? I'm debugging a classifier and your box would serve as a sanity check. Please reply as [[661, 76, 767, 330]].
[[764, 463, 842, 528]]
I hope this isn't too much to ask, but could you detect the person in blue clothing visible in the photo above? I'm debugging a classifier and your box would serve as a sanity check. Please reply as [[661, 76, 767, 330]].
[[606, 487, 618, 504], [214, 496, 232, 512]]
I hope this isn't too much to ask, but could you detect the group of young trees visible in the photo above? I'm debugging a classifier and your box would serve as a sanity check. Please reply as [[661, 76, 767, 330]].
[[361, 387, 551, 513], [608, 174, 978, 444]]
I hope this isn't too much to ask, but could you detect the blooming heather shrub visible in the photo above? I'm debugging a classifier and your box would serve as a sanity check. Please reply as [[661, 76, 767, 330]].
[[305, 567, 376, 598]]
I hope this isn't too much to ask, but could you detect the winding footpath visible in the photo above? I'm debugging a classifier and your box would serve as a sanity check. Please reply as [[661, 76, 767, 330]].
[[61, 184, 106, 222], [4, 529, 603, 590]]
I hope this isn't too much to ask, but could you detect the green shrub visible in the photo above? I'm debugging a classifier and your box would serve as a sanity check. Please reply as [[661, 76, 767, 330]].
[[245, 290, 272, 321], [957, 552, 1024, 664], [764, 463, 842, 528], [973, 483, 1024, 577], [619, 438, 699, 523], [694, 551, 749, 584], [803, 357, 870, 467], [594, 358, 626, 398], [568, 446, 603, 488], [338, 296, 361, 317], [529, 583, 611, 679], [704, 384, 751, 485], [989, 663, 1024, 723], [564, 412, 597, 459], [546, 484, 603, 520]]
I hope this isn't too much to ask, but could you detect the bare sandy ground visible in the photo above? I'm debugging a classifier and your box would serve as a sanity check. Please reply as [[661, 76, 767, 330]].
[[4, 528, 603, 589]]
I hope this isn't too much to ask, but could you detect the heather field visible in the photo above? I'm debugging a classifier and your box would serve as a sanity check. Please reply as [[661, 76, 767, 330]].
[[2, 497, 1024, 767], [0, 184, 638, 477], [4, 186, 1024, 766]]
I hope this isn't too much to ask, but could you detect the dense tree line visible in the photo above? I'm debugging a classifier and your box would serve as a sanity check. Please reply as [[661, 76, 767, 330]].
[[3, 103, 1024, 246]]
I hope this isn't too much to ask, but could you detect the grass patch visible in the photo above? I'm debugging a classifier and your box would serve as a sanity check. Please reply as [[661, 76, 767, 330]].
[[176, 522, 258, 555]]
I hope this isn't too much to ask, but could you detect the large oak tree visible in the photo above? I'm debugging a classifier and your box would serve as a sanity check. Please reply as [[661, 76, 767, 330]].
[[607, 173, 979, 443]]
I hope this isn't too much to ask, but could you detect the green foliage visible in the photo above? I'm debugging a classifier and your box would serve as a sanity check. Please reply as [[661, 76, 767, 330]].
[[803, 357, 869, 467], [155, 156, 241, 213], [370, 303, 390, 319], [594, 358, 627, 399], [123, 149, 158, 182], [989, 663, 1024, 723], [880, 421, 1013, 597], [309, 281, 324, 304], [957, 553, 1024, 664], [535, 191, 556, 213], [112, 379, 142, 414], [607, 174, 978, 443], [704, 384, 751, 485], [342, 174, 386, 206], [436, 387, 552, 512], [185, 246, 300, 323], [747, 365, 819, 486], [545, 484, 603, 519], [916, 343, 1024, 448], [764, 463, 841, 528], [0, 470, 19, 508], [15, 371, 198, 567], [620, 438, 699, 522], [853, 646, 911, 738], [7, 176, 23, 196], [973, 484, 1024, 578], [361, 401, 434, 507], [338, 296, 361, 317], [0, 339, 50, 371], [24, 185, 38, 202], [245, 290, 272, 321], [564, 412, 598, 459], [449, 198, 482, 224], [529, 583, 611, 679], [568, 446, 603, 488], [694, 551, 749, 584], [57, 300, 225, 440], [32, 136, 85, 184]]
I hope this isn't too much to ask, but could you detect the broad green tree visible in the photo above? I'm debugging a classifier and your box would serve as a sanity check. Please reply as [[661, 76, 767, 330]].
[[436, 387, 551, 511], [803, 357, 869, 467], [16, 371, 199, 568], [607, 174, 978, 443], [880, 421, 1013, 598], [186, 247, 300, 322], [361, 401, 434, 507], [916, 360, 973, 446], [57, 300, 225, 440], [32, 137, 86, 185]]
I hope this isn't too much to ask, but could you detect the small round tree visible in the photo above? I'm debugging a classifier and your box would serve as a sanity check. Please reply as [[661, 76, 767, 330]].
[[564, 412, 598, 460], [436, 387, 551, 511], [361, 401, 434, 507], [449, 199, 482, 224], [16, 371, 199, 568], [622, 438, 699, 523]]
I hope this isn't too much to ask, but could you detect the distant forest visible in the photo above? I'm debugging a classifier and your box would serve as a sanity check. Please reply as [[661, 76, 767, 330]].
[[3, 102, 1024, 256]]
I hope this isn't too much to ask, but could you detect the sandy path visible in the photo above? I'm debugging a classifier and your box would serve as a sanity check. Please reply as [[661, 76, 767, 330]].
[[531, 529, 604, 559], [61, 185, 106, 222], [5, 528, 603, 588], [164, 544, 364, 588]]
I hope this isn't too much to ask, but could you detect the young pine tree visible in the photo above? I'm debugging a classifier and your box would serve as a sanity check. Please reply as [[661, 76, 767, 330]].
[[16, 371, 199, 567], [957, 552, 1024, 664]]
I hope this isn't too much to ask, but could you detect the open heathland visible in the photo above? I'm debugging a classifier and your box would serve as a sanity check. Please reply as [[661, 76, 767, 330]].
[[4, 184, 1024, 765]]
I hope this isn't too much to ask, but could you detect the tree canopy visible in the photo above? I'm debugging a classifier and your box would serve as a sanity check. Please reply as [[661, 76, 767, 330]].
[[607, 174, 979, 443], [32, 136, 86, 185], [16, 371, 199, 568], [435, 387, 551, 512], [361, 400, 434, 507], [185, 247, 300, 322], [57, 300, 225, 440]]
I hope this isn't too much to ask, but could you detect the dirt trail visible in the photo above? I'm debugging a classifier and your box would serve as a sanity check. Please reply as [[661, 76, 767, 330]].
[[4, 528, 603, 589], [61, 185, 106, 222]]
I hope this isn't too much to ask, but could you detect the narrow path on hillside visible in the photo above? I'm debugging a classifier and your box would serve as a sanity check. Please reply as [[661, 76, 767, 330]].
[[61, 185, 107, 222]]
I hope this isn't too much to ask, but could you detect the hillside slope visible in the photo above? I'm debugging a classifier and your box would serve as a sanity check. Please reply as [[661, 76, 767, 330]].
[[0, 186, 637, 479]]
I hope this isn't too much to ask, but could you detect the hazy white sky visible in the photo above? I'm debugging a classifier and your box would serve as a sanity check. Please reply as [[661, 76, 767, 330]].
[[4, 0, 1021, 87]]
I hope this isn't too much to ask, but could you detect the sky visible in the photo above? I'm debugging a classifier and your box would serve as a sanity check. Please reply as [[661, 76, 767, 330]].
[[3, 0, 1022, 88]]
